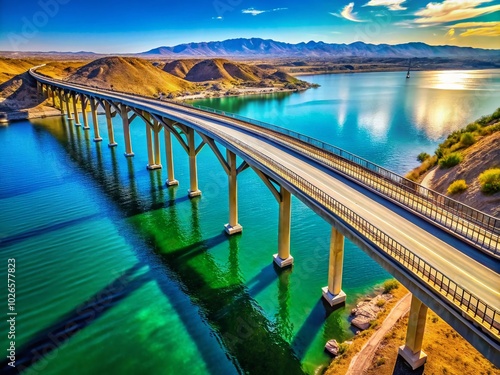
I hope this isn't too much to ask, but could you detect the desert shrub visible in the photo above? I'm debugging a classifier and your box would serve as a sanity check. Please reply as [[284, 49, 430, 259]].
[[439, 152, 463, 169], [465, 122, 479, 132], [376, 299, 386, 308], [447, 180, 468, 195], [338, 343, 349, 356], [478, 168, 500, 194], [376, 357, 386, 366], [383, 279, 399, 294], [460, 132, 475, 147], [417, 152, 430, 162]]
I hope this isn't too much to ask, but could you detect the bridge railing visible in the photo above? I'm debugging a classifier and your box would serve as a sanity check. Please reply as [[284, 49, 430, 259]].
[[181, 103, 500, 254], [30, 70, 499, 256], [205, 124, 500, 341], [32, 72, 500, 341]]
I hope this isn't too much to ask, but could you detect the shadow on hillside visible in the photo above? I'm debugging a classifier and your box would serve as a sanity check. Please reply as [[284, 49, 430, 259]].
[[0, 71, 46, 110]]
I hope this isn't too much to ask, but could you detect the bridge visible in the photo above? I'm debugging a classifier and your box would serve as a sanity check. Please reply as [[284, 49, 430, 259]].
[[30, 68, 500, 369]]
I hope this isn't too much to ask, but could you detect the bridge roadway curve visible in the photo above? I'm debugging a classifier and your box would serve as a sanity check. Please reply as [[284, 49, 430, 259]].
[[31, 72, 500, 360]]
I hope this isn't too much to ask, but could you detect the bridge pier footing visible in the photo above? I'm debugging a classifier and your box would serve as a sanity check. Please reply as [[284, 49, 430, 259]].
[[273, 188, 293, 268], [164, 129, 178, 186], [187, 129, 201, 198], [72, 93, 81, 126], [322, 227, 346, 306], [225, 150, 242, 235], [398, 294, 428, 370]]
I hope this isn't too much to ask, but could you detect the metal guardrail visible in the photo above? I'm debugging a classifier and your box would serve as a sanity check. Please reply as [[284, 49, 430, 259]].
[[205, 124, 500, 341], [32, 71, 500, 341], [31, 69, 499, 256]]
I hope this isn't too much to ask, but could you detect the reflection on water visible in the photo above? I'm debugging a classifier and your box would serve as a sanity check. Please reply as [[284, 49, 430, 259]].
[[193, 69, 500, 174]]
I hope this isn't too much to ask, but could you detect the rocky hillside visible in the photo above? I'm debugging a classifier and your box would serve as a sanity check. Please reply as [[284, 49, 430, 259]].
[[414, 111, 500, 217], [62, 57, 197, 97]]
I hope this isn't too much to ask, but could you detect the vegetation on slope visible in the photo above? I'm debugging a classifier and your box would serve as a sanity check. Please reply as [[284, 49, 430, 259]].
[[407, 108, 500, 181]]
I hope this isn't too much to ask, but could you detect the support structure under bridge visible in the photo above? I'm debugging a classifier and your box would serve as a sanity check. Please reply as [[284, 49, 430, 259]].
[[31, 68, 500, 369]]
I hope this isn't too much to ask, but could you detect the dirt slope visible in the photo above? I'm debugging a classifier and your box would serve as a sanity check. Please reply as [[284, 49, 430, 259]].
[[422, 131, 500, 217], [64, 56, 196, 96]]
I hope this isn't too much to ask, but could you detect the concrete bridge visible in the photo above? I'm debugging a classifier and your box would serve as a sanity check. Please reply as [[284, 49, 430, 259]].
[[30, 68, 500, 369]]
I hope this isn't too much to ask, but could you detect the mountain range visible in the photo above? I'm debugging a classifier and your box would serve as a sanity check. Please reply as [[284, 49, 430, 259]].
[[141, 38, 500, 58]]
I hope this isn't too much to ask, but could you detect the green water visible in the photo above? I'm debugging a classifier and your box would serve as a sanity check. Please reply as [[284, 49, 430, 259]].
[[1, 70, 499, 374]]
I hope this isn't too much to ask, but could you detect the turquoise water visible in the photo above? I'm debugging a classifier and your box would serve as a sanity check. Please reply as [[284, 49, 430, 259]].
[[1, 70, 499, 374]]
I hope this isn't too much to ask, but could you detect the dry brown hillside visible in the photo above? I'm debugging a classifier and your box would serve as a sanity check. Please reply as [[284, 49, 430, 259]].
[[0, 57, 43, 84], [61, 57, 197, 97], [422, 131, 500, 216], [163, 59, 198, 79], [163, 58, 307, 89]]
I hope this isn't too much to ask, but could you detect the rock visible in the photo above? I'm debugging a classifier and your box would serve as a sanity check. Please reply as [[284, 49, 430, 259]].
[[325, 339, 339, 356], [350, 294, 392, 331]]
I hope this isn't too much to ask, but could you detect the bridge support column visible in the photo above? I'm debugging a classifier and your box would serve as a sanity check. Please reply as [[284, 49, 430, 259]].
[[72, 93, 81, 126], [274, 188, 293, 268], [90, 98, 102, 142], [164, 130, 178, 186], [104, 101, 117, 147], [398, 295, 428, 370], [145, 119, 161, 170], [58, 90, 65, 115], [82, 97, 90, 130], [121, 105, 134, 157], [51, 88, 56, 107], [322, 227, 346, 306], [187, 128, 201, 198], [65, 92, 73, 120], [225, 150, 243, 235]]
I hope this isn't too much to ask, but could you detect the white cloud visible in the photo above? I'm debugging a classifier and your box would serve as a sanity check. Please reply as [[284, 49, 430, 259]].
[[212, 16, 223, 20], [364, 0, 407, 11], [330, 2, 366, 22], [414, 0, 500, 25], [447, 21, 500, 37], [241, 7, 287, 16]]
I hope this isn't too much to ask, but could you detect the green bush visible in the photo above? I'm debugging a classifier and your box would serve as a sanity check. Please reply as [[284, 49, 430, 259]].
[[376, 299, 386, 308], [417, 152, 430, 162], [447, 180, 468, 195], [465, 123, 479, 132], [439, 152, 463, 169], [338, 343, 349, 356], [460, 132, 476, 147], [383, 279, 399, 294], [478, 168, 500, 194]]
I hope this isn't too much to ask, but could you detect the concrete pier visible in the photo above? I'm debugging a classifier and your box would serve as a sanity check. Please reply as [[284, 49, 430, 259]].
[[187, 128, 201, 198], [90, 98, 102, 142], [72, 93, 81, 126], [273, 188, 293, 268], [121, 105, 134, 157], [398, 295, 428, 370], [224, 150, 243, 235], [322, 227, 346, 306], [104, 101, 117, 147], [164, 129, 178, 186]]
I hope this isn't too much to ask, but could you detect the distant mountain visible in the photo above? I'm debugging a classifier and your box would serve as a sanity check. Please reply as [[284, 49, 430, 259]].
[[141, 38, 500, 58]]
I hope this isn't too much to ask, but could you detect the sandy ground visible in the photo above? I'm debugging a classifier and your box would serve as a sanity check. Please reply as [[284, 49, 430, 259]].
[[346, 293, 412, 375]]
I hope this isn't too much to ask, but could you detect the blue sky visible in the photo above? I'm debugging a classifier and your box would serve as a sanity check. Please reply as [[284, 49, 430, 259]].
[[0, 0, 499, 52]]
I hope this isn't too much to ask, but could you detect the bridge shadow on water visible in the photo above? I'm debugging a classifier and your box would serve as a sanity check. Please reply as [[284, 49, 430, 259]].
[[22, 118, 311, 374]]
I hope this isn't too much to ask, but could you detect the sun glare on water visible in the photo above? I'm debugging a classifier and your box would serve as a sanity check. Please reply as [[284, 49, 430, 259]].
[[431, 71, 475, 90]]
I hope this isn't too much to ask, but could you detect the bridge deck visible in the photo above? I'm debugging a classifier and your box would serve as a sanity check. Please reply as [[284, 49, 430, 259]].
[[31, 72, 500, 348]]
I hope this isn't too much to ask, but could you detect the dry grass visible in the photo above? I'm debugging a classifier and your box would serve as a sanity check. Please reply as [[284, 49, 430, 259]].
[[0, 57, 45, 84], [364, 310, 499, 375], [324, 283, 409, 375], [37, 61, 87, 79]]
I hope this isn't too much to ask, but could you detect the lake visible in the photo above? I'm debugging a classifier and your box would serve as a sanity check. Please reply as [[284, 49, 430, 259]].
[[1, 69, 499, 374]]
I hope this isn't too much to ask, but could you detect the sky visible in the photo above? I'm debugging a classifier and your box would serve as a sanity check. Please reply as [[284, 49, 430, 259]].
[[0, 0, 499, 53]]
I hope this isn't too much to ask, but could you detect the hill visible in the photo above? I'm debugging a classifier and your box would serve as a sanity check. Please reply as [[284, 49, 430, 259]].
[[62, 56, 197, 97], [141, 38, 500, 59], [409, 109, 500, 217], [163, 58, 309, 89]]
